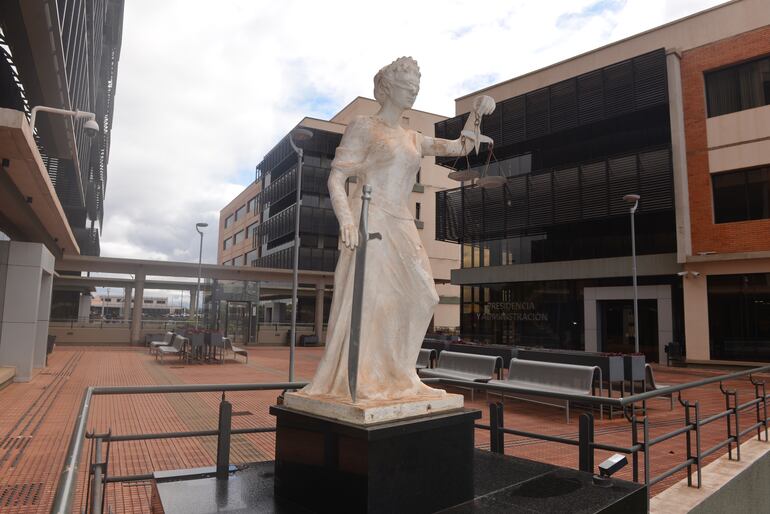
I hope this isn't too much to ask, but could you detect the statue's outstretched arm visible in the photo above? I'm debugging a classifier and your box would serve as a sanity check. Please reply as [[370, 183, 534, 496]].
[[422, 95, 496, 157]]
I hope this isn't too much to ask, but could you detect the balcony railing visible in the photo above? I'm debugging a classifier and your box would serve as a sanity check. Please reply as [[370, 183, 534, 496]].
[[51, 364, 770, 513]]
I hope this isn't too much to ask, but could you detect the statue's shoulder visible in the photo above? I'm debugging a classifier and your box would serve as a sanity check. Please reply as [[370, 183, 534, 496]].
[[347, 115, 375, 131]]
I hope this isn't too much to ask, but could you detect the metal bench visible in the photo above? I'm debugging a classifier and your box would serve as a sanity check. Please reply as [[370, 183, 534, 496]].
[[157, 335, 187, 362], [644, 364, 674, 410], [223, 337, 248, 363], [416, 348, 437, 370], [149, 332, 175, 354], [418, 351, 502, 400], [488, 358, 603, 423]]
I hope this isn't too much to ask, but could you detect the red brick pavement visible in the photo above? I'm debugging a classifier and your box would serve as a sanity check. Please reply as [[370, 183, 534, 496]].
[[0, 346, 767, 513]]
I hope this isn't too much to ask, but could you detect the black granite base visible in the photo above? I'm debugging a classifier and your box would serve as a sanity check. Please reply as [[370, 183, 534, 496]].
[[152, 451, 646, 514], [269, 405, 481, 514]]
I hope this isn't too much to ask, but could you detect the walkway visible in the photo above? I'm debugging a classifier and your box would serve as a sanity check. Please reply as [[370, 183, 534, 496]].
[[0, 346, 766, 513]]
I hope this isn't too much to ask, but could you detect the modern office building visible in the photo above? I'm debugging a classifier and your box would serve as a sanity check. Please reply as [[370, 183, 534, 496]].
[[0, 0, 124, 379], [218, 97, 462, 341], [435, 0, 770, 363]]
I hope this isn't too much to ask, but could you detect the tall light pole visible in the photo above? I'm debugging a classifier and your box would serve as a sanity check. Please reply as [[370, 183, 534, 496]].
[[194, 222, 208, 328], [623, 194, 640, 354], [287, 127, 314, 382]]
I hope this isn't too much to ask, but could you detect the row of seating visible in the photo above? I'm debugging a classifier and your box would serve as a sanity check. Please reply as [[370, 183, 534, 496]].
[[148, 332, 248, 363], [417, 350, 672, 422]]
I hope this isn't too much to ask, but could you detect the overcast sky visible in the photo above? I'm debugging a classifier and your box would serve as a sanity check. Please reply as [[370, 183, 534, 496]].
[[101, 0, 724, 270]]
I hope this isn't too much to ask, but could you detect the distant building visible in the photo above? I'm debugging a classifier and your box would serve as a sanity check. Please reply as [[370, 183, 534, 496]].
[[90, 294, 181, 319], [217, 97, 461, 341], [434, 0, 770, 364]]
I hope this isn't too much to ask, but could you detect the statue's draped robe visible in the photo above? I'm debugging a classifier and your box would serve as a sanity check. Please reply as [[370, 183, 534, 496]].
[[299, 116, 443, 401]]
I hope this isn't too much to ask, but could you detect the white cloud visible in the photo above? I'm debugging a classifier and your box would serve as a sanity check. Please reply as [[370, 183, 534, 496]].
[[102, 0, 724, 264]]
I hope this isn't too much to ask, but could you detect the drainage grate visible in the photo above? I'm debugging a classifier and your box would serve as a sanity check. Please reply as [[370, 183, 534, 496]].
[[232, 411, 253, 416], [0, 482, 43, 507], [169, 366, 185, 369]]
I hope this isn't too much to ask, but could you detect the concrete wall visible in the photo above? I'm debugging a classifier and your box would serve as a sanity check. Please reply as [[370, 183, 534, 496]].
[[0, 241, 54, 381]]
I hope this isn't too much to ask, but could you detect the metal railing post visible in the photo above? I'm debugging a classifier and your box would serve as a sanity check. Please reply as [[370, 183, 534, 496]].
[[216, 394, 232, 479], [489, 402, 504, 454], [720, 383, 734, 460], [733, 390, 741, 461], [90, 437, 104, 514], [630, 406, 639, 483], [578, 412, 594, 473], [681, 397, 693, 487], [694, 401, 702, 488], [642, 412, 650, 494]]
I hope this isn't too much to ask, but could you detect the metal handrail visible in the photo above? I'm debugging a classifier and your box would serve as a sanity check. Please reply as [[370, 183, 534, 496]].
[[50, 382, 306, 514], [51, 364, 770, 513]]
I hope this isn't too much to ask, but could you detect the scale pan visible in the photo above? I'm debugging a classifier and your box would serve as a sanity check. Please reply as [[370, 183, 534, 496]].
[[448, 169, 481, 182], [476, 176, 507, 189]]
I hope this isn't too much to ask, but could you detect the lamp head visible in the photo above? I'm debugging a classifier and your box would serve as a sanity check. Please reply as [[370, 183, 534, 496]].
[[84, 118, 100, 137], [291, 127, 314, 142], [195, 222, 208, 234], [623, 194, 640, 204]]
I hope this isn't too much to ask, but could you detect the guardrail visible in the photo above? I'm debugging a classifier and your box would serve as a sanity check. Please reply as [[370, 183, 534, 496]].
[[51, 365, 770, 513], [50, 382, 306, 514]]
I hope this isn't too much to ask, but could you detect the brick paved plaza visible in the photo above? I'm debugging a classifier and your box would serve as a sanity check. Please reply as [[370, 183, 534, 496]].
[[0, 346, 767, 513]]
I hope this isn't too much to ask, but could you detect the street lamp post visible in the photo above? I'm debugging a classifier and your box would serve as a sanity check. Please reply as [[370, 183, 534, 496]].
[[194, 222, 208, 328], [287, 127, 314, 382], [623, 194, 641, 354]]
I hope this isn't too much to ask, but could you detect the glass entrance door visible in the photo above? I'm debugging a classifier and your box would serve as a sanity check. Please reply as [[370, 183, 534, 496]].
[[599, 299, 658, 361], [225, 301, 251, 345]]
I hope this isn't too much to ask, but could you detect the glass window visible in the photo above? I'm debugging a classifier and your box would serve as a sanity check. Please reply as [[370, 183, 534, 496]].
[[415, 202, 421, 220], [235, 205, 247, 221], [224, 215, 234, 228], [247, 196, 257, 212], [709, 274, 770, 361], [233, 230, 245, 245], [713, 166, 770, 223], [245, 249, 258, 266], [223, 237, 232, 250], [246, 222, 258, 239], [706, 55, 770, 117]]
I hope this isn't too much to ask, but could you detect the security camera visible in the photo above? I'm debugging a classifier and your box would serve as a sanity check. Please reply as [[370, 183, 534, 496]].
[[593, 454, 628, 487], [84, 118, 100, 137], [691, 271, 701, 277], [677, 271, 688, 277]]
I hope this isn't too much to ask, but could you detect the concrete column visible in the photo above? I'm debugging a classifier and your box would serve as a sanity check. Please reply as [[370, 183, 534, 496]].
[[130, 273, 145, 345], [0, 241, 54, 382], [34, 271, 53, 369], [189, 288, 197, 318], [122, 287, 131, 321], [77, 293, 91, 322], [683, 274, 710, 361], [314, 285, 325, 340], [666, 50, 693, 263]]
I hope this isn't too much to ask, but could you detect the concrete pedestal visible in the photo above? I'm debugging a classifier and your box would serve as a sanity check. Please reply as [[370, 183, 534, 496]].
[[270, 405, 480, 514]]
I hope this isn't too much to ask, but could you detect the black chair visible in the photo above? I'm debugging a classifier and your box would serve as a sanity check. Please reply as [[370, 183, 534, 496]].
[[665, 341, 685, 367]]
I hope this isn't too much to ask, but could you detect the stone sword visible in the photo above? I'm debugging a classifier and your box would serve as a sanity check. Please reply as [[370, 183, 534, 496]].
[[348, 184, 381, 403]]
